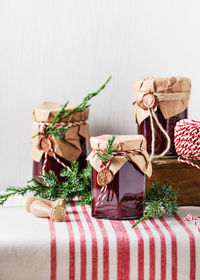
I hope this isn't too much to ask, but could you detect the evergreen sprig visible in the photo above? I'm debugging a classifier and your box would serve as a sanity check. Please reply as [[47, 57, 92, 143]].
[[33, 76, 111, 139], [41, 123, 73, 139], [96, 135, 118, 165], [0, 162, 91, 206], [132, 182, 178, 228]]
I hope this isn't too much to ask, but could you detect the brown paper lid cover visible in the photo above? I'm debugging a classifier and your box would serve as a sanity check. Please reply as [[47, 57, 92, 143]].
[[31, 102, 89, 162], [87, 135, 152, 177], [133, 77, 191, 123], [32, 102, 89, 122], [133, 76, 191, 93]]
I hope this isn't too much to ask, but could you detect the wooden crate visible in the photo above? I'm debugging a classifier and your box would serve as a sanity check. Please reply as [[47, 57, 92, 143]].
[[146, 158, 200, 206]]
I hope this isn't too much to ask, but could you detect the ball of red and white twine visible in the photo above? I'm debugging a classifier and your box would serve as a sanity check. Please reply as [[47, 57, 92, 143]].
[[174, 119, 200, 169], [184, 214, 200, 233], [174, 119, 200, 231]]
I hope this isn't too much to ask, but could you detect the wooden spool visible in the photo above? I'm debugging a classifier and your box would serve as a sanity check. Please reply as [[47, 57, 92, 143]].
[[23, 196, 66, 212], [30, 200, 66, 222]]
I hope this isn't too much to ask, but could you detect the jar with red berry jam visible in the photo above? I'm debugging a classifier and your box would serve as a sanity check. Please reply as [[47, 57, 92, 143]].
[[87, 135, 152, 220], [32, 102, 89, 180], [133, 77, 191, 157]]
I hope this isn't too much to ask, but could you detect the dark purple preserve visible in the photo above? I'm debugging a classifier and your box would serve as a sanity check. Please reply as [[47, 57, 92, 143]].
[[33, 138, 87, 181], [92, 161, 145, 220], [138, 108, 187, 156]]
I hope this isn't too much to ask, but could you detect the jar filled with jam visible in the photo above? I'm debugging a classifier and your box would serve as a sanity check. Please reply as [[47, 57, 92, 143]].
[[87, 135, 152, 220], [32, 102, 89, 180], [133, 77, 191, 157]]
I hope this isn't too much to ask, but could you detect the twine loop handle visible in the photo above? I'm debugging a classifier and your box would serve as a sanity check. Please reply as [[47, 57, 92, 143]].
[[148, 108, 171, 160]]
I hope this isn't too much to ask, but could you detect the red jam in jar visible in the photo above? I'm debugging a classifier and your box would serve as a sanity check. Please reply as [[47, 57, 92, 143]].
[[88, 134, 152, 220], [92, 162, 145, 219], [138, 108, 187, 156]]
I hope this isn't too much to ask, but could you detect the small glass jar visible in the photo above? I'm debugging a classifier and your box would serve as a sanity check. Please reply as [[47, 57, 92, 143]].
[[32, 102, 89, 180], [138, 108, 187, 156], [87, 135, 152, 220]]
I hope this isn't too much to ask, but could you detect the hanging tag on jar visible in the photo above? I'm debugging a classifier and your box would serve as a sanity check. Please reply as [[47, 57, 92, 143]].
[[97, 169, 114, 186], [40, 137, 54, 157], [138, 93, 156, 110]]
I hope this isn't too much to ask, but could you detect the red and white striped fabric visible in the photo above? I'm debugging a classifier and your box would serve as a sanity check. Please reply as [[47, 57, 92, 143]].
[[0, 204, 200, 280]]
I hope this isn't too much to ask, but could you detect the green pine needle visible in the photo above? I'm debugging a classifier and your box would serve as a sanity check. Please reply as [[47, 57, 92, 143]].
[[96, 135, 117, 165], [132, 182, 178, 228], [0, 162, 91, 206]]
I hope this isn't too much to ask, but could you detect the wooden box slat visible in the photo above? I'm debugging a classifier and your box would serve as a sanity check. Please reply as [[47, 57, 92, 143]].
[[146, 158, 200, 206]]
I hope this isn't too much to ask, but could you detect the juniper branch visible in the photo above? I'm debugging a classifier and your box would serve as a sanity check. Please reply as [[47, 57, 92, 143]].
[[132, 182, 178, 228], [33, 76, 111, 139], [0, 162, 91, 206]]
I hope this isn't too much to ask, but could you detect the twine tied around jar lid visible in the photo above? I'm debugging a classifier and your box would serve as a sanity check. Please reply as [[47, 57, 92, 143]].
[[133, 77, 191, 159]]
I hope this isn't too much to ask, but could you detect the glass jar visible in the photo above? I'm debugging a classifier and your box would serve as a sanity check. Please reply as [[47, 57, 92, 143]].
[[92, 161, 145, 219], [33, 138, 87, 180], [32, 102, 89, 180], [133, 77, 191, 157], [87, 134, 152, 220], [138, 107, 187, 156]]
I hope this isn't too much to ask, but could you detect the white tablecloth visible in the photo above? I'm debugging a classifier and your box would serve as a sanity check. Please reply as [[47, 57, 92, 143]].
[[0, 204, 200, 280]]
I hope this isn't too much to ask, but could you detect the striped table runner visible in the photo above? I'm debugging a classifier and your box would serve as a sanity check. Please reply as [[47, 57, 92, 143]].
[[0, 204, 200, 280]]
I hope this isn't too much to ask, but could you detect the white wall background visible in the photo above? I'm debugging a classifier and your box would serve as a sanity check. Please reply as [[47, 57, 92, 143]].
[[0, 0, 199, 189]]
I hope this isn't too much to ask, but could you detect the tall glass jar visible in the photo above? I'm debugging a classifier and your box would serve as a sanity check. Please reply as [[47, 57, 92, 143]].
[[133, 77, 191, 157], [32, 102, 89, 180], [87, 135, 152, 220]]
